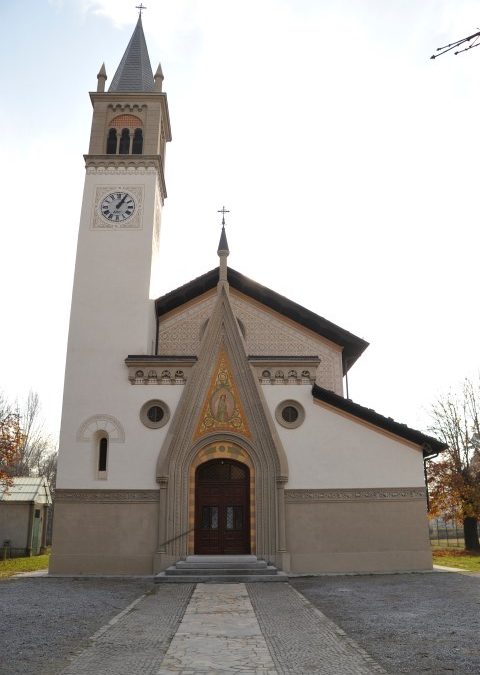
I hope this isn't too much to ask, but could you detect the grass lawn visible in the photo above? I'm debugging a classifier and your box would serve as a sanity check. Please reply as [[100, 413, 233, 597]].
[[0, 554, 49, 580], [432, 548, 480, 572]]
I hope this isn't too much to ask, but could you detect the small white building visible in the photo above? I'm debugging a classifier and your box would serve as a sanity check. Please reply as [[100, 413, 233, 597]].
[[50, 17, 444, 576], [0, 477, 52, 556]]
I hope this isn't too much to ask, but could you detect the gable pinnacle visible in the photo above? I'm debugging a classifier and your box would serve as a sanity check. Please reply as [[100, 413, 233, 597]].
[[154, 63, 164, 92], [217, 225, 229, 257], [217, 207, 230, 287], [96, 62, 107, 92]]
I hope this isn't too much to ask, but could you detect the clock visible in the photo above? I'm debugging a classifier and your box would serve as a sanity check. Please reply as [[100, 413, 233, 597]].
[[100, 191, 136, 223]]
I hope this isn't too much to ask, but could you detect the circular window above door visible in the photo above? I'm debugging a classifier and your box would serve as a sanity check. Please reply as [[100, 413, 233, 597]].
[[275, 400, 305, 429], [140, 400, 170, 429]]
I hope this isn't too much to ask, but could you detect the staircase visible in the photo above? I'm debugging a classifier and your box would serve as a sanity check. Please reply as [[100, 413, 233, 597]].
[[155, 555, 288, 583]]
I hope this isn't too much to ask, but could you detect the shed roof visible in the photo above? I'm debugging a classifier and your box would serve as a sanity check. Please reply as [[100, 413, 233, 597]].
[[312, 384, 446, 457], [0, 477, 52, 504]]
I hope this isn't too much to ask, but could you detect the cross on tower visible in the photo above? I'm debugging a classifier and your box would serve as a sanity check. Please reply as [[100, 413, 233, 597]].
[[136, 3, 147, 16], [217, 206, 230, 226]]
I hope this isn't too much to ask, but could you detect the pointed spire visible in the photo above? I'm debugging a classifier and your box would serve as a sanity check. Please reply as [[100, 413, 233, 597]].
[[96, 62, 107, 92], [217, 225, 229, 256], [109, 16, 155, 93], [154, 63, 164, 92], [217, 207, 230, 288]]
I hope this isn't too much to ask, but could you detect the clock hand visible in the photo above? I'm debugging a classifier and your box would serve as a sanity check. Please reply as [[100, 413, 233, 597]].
[[116, 194, 128, 209]]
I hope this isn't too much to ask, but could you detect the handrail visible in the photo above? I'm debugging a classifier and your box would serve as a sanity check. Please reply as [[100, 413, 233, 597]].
[[158, 526, 197, 549]]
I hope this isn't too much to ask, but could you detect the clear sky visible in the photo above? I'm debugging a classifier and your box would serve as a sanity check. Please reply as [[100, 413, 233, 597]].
[[1, 0, 480, 440]]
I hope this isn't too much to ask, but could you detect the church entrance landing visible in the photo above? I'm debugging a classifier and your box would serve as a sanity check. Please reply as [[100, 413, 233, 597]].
[[195, 459, 250, 555]]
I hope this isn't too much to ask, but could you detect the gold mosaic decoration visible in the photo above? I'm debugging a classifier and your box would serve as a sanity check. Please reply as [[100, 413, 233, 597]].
[[195, 348, 251, 438]]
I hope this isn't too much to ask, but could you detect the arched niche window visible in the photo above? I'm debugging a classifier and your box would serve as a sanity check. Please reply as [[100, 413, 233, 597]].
[[132, 128, 143, 154], [119, 128, 130, 154], [106, 128, 117, 154], [98, 436, 108, 472]]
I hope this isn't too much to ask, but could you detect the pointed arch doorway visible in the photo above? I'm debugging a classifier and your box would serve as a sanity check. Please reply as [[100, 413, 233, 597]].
[[195, 458, 250, 555]]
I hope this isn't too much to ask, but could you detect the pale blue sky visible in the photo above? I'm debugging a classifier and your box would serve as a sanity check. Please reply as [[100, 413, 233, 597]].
[[1, 0, 480, 439]]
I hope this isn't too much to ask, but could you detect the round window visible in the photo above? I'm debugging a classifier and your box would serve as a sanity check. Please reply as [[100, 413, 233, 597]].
[[140, 400, 170, 429], [282, 406, 299, 423], [275, 400, 305, 429], [147, 406, 164, 423]]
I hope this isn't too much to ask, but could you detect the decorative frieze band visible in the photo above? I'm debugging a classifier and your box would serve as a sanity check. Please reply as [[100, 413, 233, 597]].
[[125, 357, 196, 385], [55, 489, 159, 503], [86, 165, 158, 175], [285, 487, 426, 503]]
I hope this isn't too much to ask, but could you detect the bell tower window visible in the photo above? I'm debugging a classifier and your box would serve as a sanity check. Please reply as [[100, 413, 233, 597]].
[[119, 128, 130, 154], [106, 114, 143, 155], [132, 128, 143, 154], [106, 128, 117, 154]]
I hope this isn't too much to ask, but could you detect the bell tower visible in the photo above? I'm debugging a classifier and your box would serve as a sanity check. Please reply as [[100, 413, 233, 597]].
[[56, 16, 171, 488]]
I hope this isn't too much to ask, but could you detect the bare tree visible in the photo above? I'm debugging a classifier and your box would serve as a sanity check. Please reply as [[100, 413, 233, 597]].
[[1, 391, 57, 492], [431, 30, 480, 59], [428, 378, 480, 551]]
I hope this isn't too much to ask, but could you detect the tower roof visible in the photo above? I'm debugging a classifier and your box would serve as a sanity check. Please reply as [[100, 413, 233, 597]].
[[109, 16, 155, 93]]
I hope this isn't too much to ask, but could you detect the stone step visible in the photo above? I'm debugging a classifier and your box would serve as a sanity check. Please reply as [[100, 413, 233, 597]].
[[185, 555, 258, 563], [155, 554, 286, 583], [176, 560, 268, 569], [155, 572, 289, 583], [165, 565, 277, 576]]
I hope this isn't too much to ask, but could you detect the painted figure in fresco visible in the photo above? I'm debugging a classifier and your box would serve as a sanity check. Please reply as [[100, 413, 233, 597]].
[[216, 393, 227, 422], [211, 387, 235, 423]]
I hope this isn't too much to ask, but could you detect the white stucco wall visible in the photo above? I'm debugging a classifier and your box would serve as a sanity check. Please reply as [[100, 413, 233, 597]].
[[56, 384, 184, 489], [262, 385, 426, 489], [57, 168, 166, 490]]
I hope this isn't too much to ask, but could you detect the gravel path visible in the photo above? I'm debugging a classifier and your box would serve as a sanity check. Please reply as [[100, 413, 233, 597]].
[[291, 571, 480, 674], [0, 577, 154, 675]]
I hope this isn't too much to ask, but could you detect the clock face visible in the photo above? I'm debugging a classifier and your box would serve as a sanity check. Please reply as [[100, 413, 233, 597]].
[[100, 192, 136, 223]]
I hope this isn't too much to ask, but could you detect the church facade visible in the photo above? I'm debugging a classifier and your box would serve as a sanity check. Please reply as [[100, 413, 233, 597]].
[[50, 18, 444, 576]]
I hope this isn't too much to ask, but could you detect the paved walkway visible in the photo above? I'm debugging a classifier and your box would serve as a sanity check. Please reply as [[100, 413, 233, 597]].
[[62, 583, 385, 675]]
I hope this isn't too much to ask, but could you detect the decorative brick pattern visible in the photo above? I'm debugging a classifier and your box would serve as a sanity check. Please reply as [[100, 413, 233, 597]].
[[230, 294, 342, 394], [157, 295, 215, 355], [157, 291, 343, 393], [109, 114, 143, 128]]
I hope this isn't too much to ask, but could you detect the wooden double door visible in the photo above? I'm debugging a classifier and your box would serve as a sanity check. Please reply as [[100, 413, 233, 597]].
[[195, 459, 250, 555]]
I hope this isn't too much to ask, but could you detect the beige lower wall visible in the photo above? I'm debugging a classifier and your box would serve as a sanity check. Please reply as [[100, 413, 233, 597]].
[[49, 500, 158, 575], [49, 489, 432, 575], [286, 497, 432, 573]]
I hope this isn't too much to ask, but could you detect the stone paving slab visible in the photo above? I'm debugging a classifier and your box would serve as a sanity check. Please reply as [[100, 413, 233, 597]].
[[157, 584, 277, 674], [61, 584, 194, 675], [59, 580, 387, 675], [247, 583, 385, 675]]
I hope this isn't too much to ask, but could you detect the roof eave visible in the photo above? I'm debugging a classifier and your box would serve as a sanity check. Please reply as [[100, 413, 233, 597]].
[[155, 267, 368, 372], [312, 383, 447, 457]]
